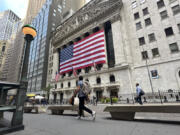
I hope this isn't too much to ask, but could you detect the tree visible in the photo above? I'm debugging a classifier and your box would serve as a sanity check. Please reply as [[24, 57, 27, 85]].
[[42, 84, 53, 103]]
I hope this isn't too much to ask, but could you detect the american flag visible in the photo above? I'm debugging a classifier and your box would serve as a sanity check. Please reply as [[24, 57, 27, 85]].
[[55, 71, 60, 82], [59, 30, 106, 74]]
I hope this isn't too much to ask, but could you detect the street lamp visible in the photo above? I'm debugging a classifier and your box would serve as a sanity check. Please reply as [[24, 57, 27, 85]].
[[21, 24, 37, 81], [11, 25, 37, 127]]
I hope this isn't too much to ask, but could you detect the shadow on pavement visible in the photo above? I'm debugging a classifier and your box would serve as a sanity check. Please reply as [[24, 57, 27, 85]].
[[103, 117, 180, 125]]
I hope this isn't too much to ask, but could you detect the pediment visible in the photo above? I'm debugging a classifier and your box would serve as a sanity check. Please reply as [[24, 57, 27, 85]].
[[52, 0, 122, 46]]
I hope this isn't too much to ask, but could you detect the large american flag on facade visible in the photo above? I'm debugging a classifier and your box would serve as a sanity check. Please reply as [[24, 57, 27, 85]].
[[59, 30, 106, 74]]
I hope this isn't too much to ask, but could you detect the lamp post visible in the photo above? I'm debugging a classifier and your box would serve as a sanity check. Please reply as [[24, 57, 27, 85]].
[[21, 24, 37, 81], [12, 25, 36, 126]]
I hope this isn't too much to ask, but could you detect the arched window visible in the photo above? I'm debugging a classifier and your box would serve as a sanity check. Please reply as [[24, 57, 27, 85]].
[[96, 64, 103, 71], [110, 75, 115, 83], [96, 77, 101, 84], [69, 41, 73, 45], [2, 46, 5, 52], [61, 73, 65, 78], [76, 37, 81, 42], [77, 69, 81, 75], [84, 32, 90, 37], [68, 82, 71, 88], [93, 27, 100, 33], [68, 71, 72, 77], [76, 80, 78, 86], [61, 83, 63, 88], [85, 66, 91, 73]]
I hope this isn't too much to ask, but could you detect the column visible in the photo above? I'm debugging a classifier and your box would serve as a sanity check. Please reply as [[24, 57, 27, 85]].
[[111, 20, 126, 65]]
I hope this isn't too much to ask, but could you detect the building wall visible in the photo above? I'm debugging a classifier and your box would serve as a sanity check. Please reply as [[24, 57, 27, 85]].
[[25, 0, 46, 24], [0, 10, 20, 41], [49, 0, 180, 102], [125, 0, 180, 91]]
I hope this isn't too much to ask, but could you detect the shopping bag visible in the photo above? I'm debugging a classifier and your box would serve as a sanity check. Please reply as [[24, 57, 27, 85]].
[[74, 97, 79, 106]]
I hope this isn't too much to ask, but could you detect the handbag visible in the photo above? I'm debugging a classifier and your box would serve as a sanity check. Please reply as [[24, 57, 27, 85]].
[[140, 90, 145, 96], [69, 96, 74, 105], [74, 97, 79, 106]]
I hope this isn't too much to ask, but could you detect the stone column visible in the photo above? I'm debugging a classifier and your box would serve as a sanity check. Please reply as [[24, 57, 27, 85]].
[[53, 49, 59, 79], [111, 20, 126, 66]]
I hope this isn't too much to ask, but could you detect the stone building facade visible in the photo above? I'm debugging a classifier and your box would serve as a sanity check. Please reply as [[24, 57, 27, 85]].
[[48, 0, 180, 103]]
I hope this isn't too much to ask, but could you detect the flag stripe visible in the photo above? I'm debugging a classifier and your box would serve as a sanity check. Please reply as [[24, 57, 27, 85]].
[[59, 30, 106, 74], [60, 54, 106, 71], [60, 48, 105, 68]]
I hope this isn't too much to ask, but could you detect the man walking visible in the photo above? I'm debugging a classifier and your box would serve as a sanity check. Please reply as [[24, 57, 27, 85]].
[[136, 83, 143, 105], [75, 76, 96, 120]]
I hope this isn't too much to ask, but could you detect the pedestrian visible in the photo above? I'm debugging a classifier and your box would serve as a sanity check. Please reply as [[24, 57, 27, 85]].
[[136, 83, 144, 105], [74, 76, 96, 120], [93, 96, 97, 106]]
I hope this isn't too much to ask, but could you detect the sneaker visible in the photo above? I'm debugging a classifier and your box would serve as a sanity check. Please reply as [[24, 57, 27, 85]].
[[76, 116, 81, 120], [91, 111, 96, 121]]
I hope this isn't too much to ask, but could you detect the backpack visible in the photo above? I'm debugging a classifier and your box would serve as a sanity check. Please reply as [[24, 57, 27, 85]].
[[82, 81, 91, 95]]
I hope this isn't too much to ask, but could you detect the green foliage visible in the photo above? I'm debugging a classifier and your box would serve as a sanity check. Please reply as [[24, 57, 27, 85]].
[[42, 84, 53, 100], [112, 97, 118, 103], [100, 97, 111, 103]]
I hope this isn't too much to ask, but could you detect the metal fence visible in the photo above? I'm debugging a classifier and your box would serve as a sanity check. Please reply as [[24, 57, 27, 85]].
[[47, 90, 180, 105], [117, 90, 180, 104]]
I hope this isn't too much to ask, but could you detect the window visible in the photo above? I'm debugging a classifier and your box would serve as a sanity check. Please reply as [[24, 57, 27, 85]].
[[143, 8, 149, 16], [134, 12, 140, 20], [157, 0, 165, 9], [179, 70, 180, 78], [93, 27, 100, 33], [141, 51, 148, 59], [169, 43, 179, 53], [85, 67, 91, 73], [84, 32, 90, 38], [138, 37, 145, 45], [132, 1, 137, 9], [172, 5, 180, 15], [145, 18, 152, 26], [152, 48, 160, 57], [77, 69, 81, 75], [68, 71, 72, 77], [160, 10, 168, 19], [61, 73, 65, 78], [164, 27, 174, 36], [96, 64, 103, 71], [148, 33, 156, 42], [96, 77, 101, 84], [55, 84, 57, 89], [76, 80, 78, 86], [61, 83, 63, 88], [2, 46, 5, 52], [110, 75, 115, 83], [178, 24, 180, 32], [68, 82, 71, 88], [169, 0, 177, 3], [136, 22, 142, 30]]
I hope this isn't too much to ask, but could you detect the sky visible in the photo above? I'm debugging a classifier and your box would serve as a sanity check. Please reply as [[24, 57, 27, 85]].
[[0, 0, 91, 19], [0, 0, 28, 19]]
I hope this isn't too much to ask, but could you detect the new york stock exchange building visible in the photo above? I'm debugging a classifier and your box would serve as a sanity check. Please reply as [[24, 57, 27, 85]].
[[47, 0, 180, 103]]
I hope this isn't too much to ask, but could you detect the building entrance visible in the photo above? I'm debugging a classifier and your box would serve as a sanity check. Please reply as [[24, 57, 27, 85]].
[[96, 90, 103, 101]]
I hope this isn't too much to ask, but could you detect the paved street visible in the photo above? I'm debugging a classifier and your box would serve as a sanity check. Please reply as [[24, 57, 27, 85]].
[[4, 104, 180, 135]]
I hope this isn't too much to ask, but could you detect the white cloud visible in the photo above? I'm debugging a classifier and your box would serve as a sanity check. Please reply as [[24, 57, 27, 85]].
[[5, 0, 28, 19]]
